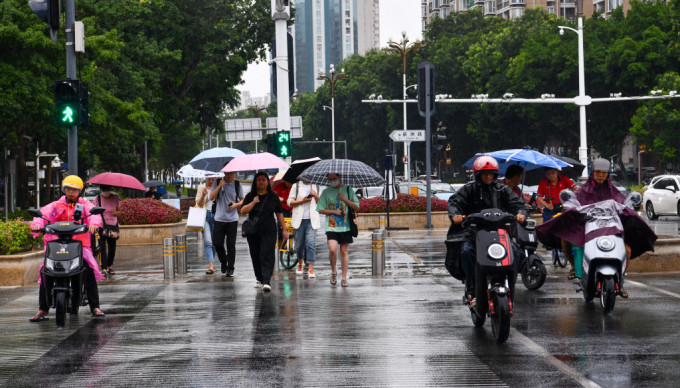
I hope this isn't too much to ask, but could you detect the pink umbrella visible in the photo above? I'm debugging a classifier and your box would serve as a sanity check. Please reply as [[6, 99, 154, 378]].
[[87, 172, 147, 191], [221, 152, 289, 173]]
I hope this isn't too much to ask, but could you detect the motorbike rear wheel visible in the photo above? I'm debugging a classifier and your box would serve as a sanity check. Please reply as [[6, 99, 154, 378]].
[[470, 308, 486, 327], [521, 256, 547, 290], [600, 277, 617, 314], [491, 293, 511, 344], [55, 291, 67, 327], [278, 248, 298, 270], [553, 249, 567, 268]]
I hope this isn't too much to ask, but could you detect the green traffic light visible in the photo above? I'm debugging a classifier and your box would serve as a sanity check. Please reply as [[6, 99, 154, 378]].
[[60, 106, 75, 123], [274, 130, 292, 157], [279, 145, 289, 156]]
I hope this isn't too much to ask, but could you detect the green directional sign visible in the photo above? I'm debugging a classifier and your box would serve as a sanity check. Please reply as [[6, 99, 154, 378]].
[[274, 130, 292, 157]]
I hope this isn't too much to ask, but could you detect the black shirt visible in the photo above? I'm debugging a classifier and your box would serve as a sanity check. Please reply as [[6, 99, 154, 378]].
[[242, 191, 282, 235], [145, 191, 161, 200]]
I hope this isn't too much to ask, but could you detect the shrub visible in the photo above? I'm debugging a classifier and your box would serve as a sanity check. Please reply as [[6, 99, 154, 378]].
[[358, 194, 448, 213], [0, 218, 42, 255], [118, 198, 183, 225]]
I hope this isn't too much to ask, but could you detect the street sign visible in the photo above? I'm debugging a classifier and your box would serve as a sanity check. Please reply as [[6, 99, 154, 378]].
[[390, 130, 425, 142], [402, 155, 408, 164]]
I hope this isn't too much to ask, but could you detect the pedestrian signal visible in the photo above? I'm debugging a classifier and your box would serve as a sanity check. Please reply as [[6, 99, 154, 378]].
[[55, 80, 80, 128], [274, 130, 291, 157]]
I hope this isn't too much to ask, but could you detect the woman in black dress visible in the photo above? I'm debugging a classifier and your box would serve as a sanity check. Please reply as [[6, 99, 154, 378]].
[[240, 172, 289, 291]]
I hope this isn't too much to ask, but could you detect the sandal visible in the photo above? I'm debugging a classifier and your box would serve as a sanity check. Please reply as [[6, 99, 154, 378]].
[[91, 309, 105, 317], [341, 279, 348, 287], [618, 287, 629, 298], [330, 273, 337, 285], [206, 268, 216, 274], [107, 269, 116, 275], [567, 269, 577, 280], [29, 313, 49, 322]]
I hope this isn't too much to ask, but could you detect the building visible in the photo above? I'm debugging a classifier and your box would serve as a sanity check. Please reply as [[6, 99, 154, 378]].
[[422, 0, 631, 27], [293, 0, 380, 93]]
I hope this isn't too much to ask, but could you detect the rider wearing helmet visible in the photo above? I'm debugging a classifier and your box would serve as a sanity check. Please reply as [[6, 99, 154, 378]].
[[28, 175, 106, 322], [447, 156, 528, 307]]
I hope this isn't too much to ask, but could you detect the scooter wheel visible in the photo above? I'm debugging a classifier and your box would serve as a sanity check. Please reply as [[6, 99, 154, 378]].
[[521, 256, 547, 290], [600, 277, 617, 314], [55, 291, 67, 327], [554, 249, 568, 268], [491, 293, 511, 344], [470, 308, 486, 327]]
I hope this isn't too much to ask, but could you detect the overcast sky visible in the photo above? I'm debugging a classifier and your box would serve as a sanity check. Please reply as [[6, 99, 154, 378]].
[[237, 0, 422, 98]]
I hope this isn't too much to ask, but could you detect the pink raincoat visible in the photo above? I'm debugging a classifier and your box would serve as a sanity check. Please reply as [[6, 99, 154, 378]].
[[31, 196, 105, 283]]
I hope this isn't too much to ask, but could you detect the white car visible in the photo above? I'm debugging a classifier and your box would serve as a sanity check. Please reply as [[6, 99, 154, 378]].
[[83, 186, 100, 203], [642, 175, 680, 219]]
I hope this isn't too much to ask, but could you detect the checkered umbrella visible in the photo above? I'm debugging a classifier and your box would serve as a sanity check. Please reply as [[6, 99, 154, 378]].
[[297, 159, 385, 188]]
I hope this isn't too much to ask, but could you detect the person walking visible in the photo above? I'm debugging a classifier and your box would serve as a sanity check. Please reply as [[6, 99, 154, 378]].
[[94, 185, 120, 277], [287, 180, 321, 277], [316, 173, 360, 287], [196, 177, 218, 274], [241, 172, 289, 291], [209, 170, 244, 277]]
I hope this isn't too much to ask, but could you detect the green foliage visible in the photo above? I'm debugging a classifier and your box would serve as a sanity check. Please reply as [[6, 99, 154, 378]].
[[0, 218, 42, 255]]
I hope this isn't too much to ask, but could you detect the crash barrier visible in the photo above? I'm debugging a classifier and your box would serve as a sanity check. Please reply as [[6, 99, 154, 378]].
[[175, 234, 187, 274], [372, 229, 386, 275], [163, 238, 175, 279]]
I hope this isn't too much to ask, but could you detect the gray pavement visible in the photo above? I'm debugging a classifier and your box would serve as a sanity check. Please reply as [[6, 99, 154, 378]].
[[2, 227, 680, 387]]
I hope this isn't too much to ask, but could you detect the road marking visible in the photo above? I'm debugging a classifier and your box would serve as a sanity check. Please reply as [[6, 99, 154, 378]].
[[626, 279, 680, 299], [510, 328, 602, 388]]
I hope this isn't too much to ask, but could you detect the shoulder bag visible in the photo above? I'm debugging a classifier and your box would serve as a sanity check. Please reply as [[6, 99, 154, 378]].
[[345, 186, 358, 237], [242, 193, 266, 238], [96, 195, 120, 240]]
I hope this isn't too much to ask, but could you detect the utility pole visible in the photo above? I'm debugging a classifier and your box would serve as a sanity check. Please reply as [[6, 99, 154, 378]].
[[65, 0, 78, 175], [272, 1, 291, 147]]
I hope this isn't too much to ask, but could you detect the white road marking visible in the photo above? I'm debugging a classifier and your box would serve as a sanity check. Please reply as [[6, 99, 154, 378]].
[[626, 279, 680, 299]]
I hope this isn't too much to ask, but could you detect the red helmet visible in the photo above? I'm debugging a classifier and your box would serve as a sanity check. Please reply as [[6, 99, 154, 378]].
[[473, 156, 499, 179]]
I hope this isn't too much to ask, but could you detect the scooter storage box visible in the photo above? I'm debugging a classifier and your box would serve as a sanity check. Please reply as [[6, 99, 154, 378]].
[[186, 207, 206, 232]]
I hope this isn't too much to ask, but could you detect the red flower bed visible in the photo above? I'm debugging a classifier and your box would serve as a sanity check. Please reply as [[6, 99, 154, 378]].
[[118, 198, 183, 225], [359, 194, 448, 213]]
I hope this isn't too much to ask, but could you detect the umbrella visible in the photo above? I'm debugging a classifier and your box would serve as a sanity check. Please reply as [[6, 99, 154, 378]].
[[297, 159, 385, 188], [282, 157, 322, 183], [221, 152, 289, 173], [177, 164, 223, 179], [463, 149, 571, 174], [143, 180, 166, 188], [523, 154, 586, 183], [87, 172, 147, 191], [189, 147, 245, 172], [272, 168, 289, 182]]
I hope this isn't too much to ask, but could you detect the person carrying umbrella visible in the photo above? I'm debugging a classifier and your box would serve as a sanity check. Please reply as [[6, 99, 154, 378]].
[[93, 185, 121, 277], [316, 173, 360, 287], [209, 169, 244, 277], [145, 186, 161, 200], [195, 177, 219, 274]]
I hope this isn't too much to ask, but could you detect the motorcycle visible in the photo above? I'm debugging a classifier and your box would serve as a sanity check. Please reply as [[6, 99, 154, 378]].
[[559, 190, 642, 314], [515, 218, 547, 290], [462, 208, 517, 344], [29, 205, 105, 327]]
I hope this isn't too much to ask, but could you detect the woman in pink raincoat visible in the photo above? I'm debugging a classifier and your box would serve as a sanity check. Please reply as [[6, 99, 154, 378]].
[[29, 175, 106, 322]]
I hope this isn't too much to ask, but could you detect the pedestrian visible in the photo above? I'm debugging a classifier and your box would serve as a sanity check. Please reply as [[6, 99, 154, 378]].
[[175, 181, 183, 197], [241, 172, 289, 291], [501, 165, 524, 198], [94, 185, 121, 277], [145, 186, 161, 200], [287, 179, 321, 277], [29, 175, 105, 321], [209, 170, 244, 277], [316, 173, 360, 287], [196, 176, 218, 274], [273, 180, 293, 240]]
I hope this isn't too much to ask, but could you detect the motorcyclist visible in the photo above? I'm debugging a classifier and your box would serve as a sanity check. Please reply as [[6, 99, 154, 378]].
[[29, 175, 105, 322], [447, 156, 528, 307]]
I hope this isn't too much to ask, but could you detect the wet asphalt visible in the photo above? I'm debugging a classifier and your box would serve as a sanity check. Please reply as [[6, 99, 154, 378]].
[[1, 223, 680, 387]]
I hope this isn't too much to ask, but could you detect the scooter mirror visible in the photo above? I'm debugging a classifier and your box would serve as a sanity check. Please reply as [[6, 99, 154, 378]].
[[625, 191, 642, 208], [89, 206, 105, 215], [28, 208, 43, 218]]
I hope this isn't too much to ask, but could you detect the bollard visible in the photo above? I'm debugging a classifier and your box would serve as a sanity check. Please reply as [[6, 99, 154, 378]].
[[378, 215, 386, 230], [175, 234, 187, 274], [371, 229, 385, 275], [163, 238, 175, 279]]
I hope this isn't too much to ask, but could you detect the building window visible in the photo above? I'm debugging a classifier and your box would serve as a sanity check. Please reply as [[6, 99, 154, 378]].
[[346, 44, 351, 51], [346, 11, 350, 17], [317, 44, 322, 51], [317, 52, 322, 59], [317, 27, 321, 34], [346, 27, 350, 34], [317, 36, 321, 42]]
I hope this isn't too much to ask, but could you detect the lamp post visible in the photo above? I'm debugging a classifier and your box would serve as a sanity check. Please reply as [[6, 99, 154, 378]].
[[559, 17, 590, 181], [385, 31, 423, 182], [317, 64, 346, 159]]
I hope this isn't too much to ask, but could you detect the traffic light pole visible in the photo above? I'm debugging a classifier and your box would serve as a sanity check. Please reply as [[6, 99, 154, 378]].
[[272, 2, 291, 145], [65, 0, 78, 175]]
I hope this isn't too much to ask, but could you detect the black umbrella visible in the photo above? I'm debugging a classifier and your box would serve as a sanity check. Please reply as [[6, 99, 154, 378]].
[[282, 157, 322, 183], [143, 180, 166, 188], [523, 155, 586, 184]]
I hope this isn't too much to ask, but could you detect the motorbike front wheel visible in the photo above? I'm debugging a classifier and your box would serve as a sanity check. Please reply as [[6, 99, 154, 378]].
[[55, 291, 67, 327], [470, 307, 486, 327], [600, 277, 617, 314], [553, 249, 567, 268], [521, 256, 547, 290], [278, 248, 298, 270], [491, 293, 511, 344]]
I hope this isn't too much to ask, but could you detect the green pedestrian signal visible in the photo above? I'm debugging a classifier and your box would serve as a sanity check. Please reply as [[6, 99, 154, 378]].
[[274, 130, 292, 157], [55, 80, 81, 128]]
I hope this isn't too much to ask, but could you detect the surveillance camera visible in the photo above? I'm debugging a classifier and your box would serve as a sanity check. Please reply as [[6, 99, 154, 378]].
[[559, 29, 564, 36], [377, 95, 383, 100], [369, 94, 376, 100], [503, 93, 514, 99]]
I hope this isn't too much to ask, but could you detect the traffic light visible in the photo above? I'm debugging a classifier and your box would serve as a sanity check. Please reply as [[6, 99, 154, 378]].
[[432, 134, 447, 152], [28, 0, 60, 41], [270, 32, 295, 98], [79, 82, 90, 127], [264, 133, 276, 154], [55, 80, 80, 128], [274, 130, 292, 157], [417, 61, 435, 117]]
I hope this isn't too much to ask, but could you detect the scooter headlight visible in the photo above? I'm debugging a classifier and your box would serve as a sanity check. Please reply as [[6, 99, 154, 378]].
[[45, 258, 55, 271], [488, 243, 507, 260], [46, 258, 80, 272], [596, 236, 615, 252]]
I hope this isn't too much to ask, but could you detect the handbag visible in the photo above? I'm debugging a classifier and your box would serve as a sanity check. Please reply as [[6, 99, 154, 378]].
[[345, 186, 358, 238], [242, 193, 266, 238], [186, 207, 207, 232], [96, 195, 120, 240]]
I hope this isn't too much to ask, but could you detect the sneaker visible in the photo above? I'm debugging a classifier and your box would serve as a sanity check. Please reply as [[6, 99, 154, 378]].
[[225, 269, 234, 278], [308, 268, 316, 278], [295, 261, 304, 274], [262, 284, 272, 292], [254, 281, 262, 288]]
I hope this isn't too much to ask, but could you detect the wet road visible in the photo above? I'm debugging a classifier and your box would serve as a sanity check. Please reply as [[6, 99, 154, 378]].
[[1, 227, 680, 387]]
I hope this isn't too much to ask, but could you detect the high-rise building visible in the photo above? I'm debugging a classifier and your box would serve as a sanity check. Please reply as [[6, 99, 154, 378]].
[[422, 0, 631, 28], [293, 0, 380, 94]]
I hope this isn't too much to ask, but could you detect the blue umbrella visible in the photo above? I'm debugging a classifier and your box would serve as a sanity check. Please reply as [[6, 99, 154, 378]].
[[463, 149, 571, 174], [189, 147, 245, 172]]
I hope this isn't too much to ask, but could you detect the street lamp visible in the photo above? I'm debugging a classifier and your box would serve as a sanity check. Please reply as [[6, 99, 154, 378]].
[[385, 31, 424, 182], [317, 64, 346, 159], [559, 17, 590, 181]]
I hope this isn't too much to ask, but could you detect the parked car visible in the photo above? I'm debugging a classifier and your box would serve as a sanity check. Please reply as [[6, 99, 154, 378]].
[[642, 175, 680, 219], [83, 186, 100, 203], [397, 182, 426, 196], [355, 186, 394, 200]]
